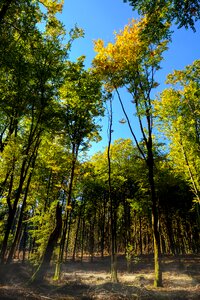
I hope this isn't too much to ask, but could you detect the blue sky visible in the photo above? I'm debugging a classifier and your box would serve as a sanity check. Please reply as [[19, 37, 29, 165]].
[[59, 0, 200, 156]]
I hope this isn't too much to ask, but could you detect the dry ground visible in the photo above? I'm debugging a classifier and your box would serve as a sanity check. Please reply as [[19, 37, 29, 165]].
[[0, 254, 199, 299]]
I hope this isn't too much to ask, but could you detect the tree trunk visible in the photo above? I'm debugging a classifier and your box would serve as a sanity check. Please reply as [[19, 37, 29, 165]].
[[107, 97, 118, 282], [148, 151, 162, 287], [89, 215, 95, 263], [22, 221, 28, 263], [80, 218, 85, 262], [54, 143, 79, 280], [0, 209, 15, 263], [72, 211, 81, 261], [65, 212, 72, 260], [110, 197, 118, 282], [139, 216, 143, 255], [100, 195, 107, 258], [30, 203, 62, 283], [165, 216, 176, 254]]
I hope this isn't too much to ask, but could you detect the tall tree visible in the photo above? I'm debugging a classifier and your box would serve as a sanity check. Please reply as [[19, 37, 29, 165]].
[[93, 17, 169, 287], [107, 96, 118, 282], [53, 57, 104, 280]]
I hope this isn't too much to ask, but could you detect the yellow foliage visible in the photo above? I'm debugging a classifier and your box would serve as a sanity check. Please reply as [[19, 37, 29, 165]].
[[93, 19, 144, 82], [93, 17, 168, 91], [40, 0, 64, 14]]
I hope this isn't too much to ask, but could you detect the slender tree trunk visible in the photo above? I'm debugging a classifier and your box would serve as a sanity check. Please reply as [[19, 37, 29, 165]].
[[107, 96, 118, 282], [44, 169, 53, 212], [72, 211, 81, 261], [22, 221, 28, 263], [111, 196, 118, 281], [65, 212, 72, 260], [0, 166, 15, 263], [123, 198, 128, 253], [139, 216, 143, 255], [89, 213, 95, 263], [81, 218, 85, 262], [100, 196, 106, 258], [1, 209, 15, 263], [144, 95, 162, 286], [54, 211, 68, 280], [147, 150, 162, 287], [115, 78, 162, 286], [165, 216, 176, 254]]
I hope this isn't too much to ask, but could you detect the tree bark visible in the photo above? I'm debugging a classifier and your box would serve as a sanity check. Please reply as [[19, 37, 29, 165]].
[[54, 144, 78, 280], [30, 203, 62, 283], [147, 148, 162, 287], [107, 97, 118, 282], [72, 210, 81, 261], [80, 218, 85, 262]]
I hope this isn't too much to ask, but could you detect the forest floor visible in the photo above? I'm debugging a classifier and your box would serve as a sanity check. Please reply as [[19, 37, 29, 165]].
[[0, 254, 200, 300]]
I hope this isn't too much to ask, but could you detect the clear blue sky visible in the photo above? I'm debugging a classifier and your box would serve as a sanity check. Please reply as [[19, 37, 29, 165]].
[[59, 0, 200, 156]]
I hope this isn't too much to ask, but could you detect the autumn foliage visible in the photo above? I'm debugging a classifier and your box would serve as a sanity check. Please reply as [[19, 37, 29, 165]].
[[93, 17, 168, 91]]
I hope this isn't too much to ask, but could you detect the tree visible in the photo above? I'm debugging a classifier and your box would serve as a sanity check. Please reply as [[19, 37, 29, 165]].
[[53, 57, 104, 280], [107, 96, 118, 282], [93, 17, 169, 287]]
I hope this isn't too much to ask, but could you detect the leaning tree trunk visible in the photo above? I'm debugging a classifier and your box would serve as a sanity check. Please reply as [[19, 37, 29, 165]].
[[30, 202, 62, 283]]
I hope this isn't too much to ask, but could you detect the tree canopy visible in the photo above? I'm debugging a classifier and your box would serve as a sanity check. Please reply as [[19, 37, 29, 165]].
[[124, 0, 200, 30]]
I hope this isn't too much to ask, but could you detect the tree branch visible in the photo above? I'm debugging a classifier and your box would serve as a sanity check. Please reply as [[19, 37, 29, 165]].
[[115, 87, 146, 161]]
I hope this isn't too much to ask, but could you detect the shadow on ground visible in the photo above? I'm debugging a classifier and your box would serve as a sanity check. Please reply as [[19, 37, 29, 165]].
[[0, 255, 199, 299]]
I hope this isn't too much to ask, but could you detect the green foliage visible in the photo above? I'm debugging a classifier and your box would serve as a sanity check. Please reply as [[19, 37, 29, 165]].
[[0, 0, 105, 266], [60, 57, 104, 150], [126, 242, 133, 263], [28, 200, 59, 265], [124, 0, 200, 31], [0, 0, 199, 281], [155, 60, 200, 203]]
